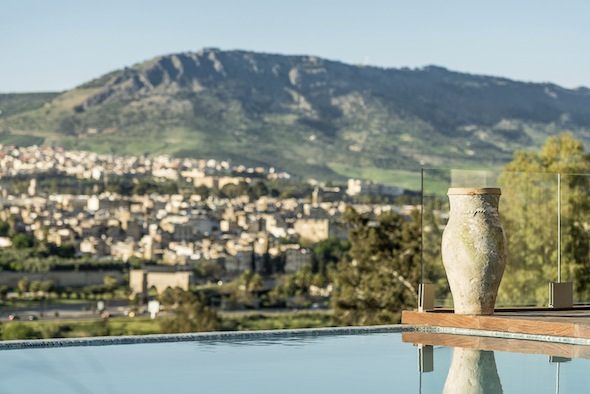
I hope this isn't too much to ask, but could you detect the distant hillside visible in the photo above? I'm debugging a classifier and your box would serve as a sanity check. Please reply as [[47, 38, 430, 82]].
[[2, 49, 590, 188], [0, 92, 60, 117]]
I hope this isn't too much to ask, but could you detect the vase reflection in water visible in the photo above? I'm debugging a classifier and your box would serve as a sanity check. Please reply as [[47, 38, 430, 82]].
[[443, 348, 503, 393]]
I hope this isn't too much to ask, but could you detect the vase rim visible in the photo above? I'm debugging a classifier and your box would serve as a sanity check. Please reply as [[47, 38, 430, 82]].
[[447, 187, 501, 195]]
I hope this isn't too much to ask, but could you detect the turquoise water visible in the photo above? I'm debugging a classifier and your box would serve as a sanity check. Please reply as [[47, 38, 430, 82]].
[[1, 332, 590, 393]]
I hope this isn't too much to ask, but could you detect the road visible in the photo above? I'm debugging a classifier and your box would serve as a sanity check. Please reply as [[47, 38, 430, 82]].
[[0, 300, 131, 321], [0, 298, 329, 322]]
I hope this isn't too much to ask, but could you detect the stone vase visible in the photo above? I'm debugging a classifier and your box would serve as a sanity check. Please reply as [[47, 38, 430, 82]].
[[441, 188, 507, 315], [443, 348, 503, 394]]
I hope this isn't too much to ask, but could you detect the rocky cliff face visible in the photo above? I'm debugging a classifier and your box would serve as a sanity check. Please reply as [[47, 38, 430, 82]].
[[3, 48, 590, 183], [76, 48, 590, 135]]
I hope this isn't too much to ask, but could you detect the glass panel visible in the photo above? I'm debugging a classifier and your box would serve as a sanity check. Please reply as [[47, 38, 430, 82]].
[[497, 170, 558, 307], [560, 173, 590, 305], [420, 168, 590, 308], [421, 168, 451, 308]]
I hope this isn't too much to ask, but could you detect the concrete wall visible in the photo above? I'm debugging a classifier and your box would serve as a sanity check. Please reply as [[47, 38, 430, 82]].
[[129, 269, 192, 295], [293, 219, 329, 243], [294, 219, 348, 243], [0, 270, 124, 288]]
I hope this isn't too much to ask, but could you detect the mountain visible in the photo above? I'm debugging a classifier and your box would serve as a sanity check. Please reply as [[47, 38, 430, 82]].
[[2, 48, 590, 188]]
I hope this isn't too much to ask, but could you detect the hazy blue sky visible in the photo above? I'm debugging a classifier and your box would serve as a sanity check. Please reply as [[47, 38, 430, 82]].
[[2, 0, 589, 92]]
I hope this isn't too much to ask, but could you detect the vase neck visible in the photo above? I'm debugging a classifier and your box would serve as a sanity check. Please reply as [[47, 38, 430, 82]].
[[448, 194, 500, 213]]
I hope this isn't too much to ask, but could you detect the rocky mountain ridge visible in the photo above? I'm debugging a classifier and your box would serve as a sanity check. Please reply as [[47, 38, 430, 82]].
[[2, 48, 590, 187]]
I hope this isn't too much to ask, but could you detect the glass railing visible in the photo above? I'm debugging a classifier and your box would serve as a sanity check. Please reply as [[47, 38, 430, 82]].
[[421, 168, 590, 309]]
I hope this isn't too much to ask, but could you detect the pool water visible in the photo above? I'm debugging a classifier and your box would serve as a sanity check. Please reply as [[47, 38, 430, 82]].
[[1, 330, 589, 393]]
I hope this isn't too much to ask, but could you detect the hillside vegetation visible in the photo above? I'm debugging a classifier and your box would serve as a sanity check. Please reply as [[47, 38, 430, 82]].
[[2, 49, 590, 187]]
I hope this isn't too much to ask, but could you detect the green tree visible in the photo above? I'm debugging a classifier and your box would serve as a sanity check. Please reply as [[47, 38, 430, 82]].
[[331, 207, 421, 325], [127, 256, 149, 269], [267, 264, 328, 307], [221, 271, 266, 309], [312, 238, 350, 280], [158, 287, 181, 307], [248, 180, 269, 200], [219, 181, 249, 199], [261, 247, 273, 275], [103, 274, 118, 298], [314, 238, 350, 266], [22, 257, 51, 273], [50, 243, 76, 258], [17, 277, 30, 295], [497, 132, 590, 305], [2, 322, 41, 340], [39, 279, 55, 294], [0, 284, 8, 300], [0, 221, 10, 237], [420, 199, 450, 304], [193, 259, 223, 279], [29, 280, 42, 294], [250, 247, 256, 273], [12, 233, 34, 249], [240, 271, 264, 292], [160, 290, 220, 333]]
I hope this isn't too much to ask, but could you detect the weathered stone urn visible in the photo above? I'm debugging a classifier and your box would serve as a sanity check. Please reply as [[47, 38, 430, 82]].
[[443, 348, 503, 393], [441, 188, 507, 315]]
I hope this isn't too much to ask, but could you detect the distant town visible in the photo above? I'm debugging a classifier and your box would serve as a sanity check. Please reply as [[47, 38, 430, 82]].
[[0, 144, 418, 317]]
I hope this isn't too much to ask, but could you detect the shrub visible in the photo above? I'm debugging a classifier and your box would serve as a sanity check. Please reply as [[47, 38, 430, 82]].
[[2, 322, 41, 340]]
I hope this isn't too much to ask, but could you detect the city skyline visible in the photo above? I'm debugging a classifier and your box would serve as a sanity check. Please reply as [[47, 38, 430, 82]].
[[2, 0, 589, 93]]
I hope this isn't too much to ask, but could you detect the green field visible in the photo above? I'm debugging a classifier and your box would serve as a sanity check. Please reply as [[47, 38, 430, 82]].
[[327, 163, 422, 189], [0, 310, 334, 341]]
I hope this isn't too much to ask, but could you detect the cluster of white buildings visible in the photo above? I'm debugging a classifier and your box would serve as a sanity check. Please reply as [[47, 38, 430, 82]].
[[0, 145, 416, 294], [0, 145, 291, 182]]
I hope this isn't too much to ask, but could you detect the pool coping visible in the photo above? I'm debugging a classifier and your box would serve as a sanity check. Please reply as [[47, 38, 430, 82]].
[[0, 325, 409, 350], [414, 325, 590, 346], [402, 308, 590, 342], [2, 323, 590, 351]]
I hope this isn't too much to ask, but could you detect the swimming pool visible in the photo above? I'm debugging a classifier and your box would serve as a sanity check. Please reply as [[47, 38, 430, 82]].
[[1, 326, 589, 393]]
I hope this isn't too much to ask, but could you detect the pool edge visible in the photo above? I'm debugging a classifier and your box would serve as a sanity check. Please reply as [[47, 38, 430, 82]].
[[3, 323, 590, 351], [0, 324, 410, 351]]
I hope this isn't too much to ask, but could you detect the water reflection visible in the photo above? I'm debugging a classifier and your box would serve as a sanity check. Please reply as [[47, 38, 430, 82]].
[[442, 348, 502, 394], [406, 332, 588, 393]]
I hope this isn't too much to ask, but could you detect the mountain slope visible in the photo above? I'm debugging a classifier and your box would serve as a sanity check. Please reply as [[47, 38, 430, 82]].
[[2, 49, 590, 186]]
